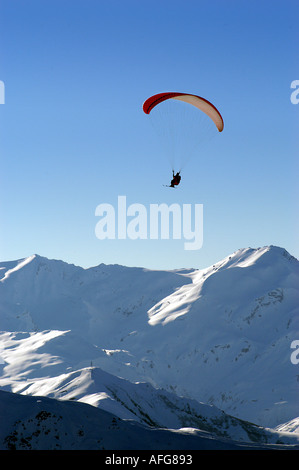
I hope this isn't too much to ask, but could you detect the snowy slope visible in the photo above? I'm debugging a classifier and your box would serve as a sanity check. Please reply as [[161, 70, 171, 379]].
[[0, 246, 298, 431], [275, 418, 299, 434], [1, 390, 298, 450], [6, 363, 299, 445]]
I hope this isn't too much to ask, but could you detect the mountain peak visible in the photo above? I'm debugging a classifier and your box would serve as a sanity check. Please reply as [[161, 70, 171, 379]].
[[211, 245, 297, 273]]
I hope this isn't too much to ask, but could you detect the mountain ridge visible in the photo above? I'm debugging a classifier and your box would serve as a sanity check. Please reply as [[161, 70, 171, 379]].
[[3, 388, 297, 451]]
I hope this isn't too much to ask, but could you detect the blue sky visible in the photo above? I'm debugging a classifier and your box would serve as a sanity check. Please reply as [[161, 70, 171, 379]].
[[0, 0, 298, 270]]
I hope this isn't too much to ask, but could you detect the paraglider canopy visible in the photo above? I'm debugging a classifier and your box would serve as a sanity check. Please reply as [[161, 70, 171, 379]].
[[143, 91, 224, 174], [143, 92, 224, 132]]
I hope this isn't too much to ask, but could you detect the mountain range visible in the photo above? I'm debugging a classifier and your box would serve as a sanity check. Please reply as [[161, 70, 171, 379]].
[[0, 245, 299, 450]]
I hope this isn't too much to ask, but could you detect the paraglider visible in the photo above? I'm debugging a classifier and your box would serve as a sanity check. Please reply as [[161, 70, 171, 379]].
[[143, 92, 224, 187], [170, 171, 181, 188]]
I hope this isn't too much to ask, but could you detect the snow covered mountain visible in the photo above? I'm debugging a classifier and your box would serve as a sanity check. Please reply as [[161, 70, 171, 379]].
[[0, 245, 299, 449]]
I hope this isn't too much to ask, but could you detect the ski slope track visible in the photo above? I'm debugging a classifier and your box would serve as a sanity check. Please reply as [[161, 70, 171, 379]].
[[0, 245, 299, 450]]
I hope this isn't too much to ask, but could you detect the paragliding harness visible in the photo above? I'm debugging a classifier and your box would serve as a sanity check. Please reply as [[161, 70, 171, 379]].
[[169, 171, 181, 188]]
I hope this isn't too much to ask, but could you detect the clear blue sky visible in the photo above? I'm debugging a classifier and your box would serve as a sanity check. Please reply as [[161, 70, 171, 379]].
[[0, 0, 298, 269]]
